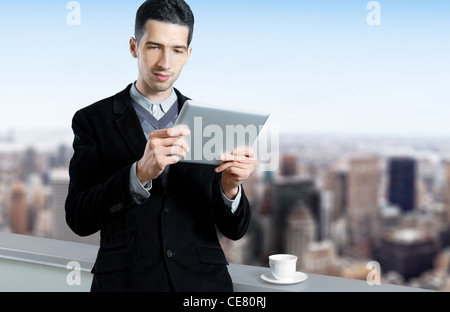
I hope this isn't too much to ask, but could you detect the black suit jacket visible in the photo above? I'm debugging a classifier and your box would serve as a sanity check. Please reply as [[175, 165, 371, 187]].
[[65, 84, 251, 292]]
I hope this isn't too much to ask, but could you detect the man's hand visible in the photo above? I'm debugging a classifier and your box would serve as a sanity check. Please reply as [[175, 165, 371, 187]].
[[215, 147, 257, 199], [136, 127, 190, 186]]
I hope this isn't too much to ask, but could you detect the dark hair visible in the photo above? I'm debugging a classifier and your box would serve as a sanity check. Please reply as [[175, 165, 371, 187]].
[[135, 0, 195, 46]]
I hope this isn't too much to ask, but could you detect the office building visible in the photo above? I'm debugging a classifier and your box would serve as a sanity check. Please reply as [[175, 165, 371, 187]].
[[20, 147, 37, 181], [9, 182, 28, 235], [324, 169, 347, 221], [50, 169, 99, 245], [375, 228, 438, 280], [285, 203, 316, 270], [279, 154, 298, 177], [444, 161, 450, 224], [271, 177, 320, 254], [387, 157, 416, 213], [303, 240, 338, 276], [346, 156, 381, 259]]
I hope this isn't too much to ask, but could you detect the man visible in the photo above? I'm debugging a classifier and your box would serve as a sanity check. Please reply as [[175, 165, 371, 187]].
[[65, 0, 256, 292]]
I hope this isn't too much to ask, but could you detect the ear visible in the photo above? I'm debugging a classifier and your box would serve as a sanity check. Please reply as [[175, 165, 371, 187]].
[[129, 37, 138, 58], [186, 46, 192, 61]]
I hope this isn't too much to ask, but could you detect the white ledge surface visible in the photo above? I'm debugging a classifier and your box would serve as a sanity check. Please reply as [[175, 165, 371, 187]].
[[0, 232, 432, 292]]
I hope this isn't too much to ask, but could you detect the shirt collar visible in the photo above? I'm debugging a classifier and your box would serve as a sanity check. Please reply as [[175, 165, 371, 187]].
[[130, 82, 177, 114]]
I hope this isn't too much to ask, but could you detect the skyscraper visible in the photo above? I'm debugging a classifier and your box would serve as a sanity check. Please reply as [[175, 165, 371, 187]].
[[285, 203, 316, 270], [279, 154, 298, 177], [347, 156, 380, 215], [445, 161, 450, 224], [50, 169, 99, 245], [9, 182, 28, 235], [324, 169, 347, 220], [387, 157, 416, 213], [346, 156, 381, 259], [271, 177, 320, 254], [20, 147, 37, 181]]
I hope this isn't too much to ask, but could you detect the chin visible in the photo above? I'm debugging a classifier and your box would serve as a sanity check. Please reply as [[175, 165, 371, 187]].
[[147, 81, 173, 92], [154, 84, 173, 93]]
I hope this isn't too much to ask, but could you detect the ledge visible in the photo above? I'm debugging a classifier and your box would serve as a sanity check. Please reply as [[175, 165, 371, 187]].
[[229, 263, 428, 292], [0, 232, 97, 272], [0, 232, 432, 292]]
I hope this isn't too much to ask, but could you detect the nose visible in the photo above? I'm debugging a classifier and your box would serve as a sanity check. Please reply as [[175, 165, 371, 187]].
[[157, 49, 170, 70]]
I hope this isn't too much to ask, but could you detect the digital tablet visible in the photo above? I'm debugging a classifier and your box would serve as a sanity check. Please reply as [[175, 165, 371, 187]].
[[174, 100, 270, 165]]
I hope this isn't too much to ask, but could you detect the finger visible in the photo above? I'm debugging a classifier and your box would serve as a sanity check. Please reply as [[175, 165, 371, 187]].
[[167, 154, 183, 164], [232, 147, 256, 158], [222, 166, 251, 182], [155, 151, 184, 166], [173, 124, 190, 136], [149, 129, 170, 139], [162, 146, 187, 159], [215, 161, 251, 173], [217, 152, 258, 171], [150, 127, 191, 139], [155, 155, 182, 170], [160, 137, 190, 152], [167, 126, 191, 137], [220, 152, 256, 163], [220, 147, 256, 162], [220, 153, 245, 162], [172, 137, 190, 153]]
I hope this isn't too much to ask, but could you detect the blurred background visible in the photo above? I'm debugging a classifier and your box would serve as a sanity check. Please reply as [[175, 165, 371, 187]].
[[0, 0, 449, 290]]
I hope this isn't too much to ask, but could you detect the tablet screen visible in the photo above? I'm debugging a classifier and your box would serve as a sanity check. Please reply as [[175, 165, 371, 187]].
[[174, 100, 270, 165]]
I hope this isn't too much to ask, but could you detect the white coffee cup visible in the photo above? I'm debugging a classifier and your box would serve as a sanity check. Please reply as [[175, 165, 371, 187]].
[[269, 254, 297, 280]]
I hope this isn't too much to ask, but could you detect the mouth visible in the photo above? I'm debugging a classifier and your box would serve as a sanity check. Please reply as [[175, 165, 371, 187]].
[[154, 73, 171, 82]]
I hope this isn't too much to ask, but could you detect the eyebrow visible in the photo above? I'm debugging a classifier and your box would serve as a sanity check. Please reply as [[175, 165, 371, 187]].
[[144, 41, 188, 50]]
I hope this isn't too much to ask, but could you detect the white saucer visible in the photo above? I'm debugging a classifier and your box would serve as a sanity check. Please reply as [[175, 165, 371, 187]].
[[261, 271, 308, 285]]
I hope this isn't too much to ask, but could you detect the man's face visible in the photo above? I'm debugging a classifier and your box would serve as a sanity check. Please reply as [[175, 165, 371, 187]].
[[130, 20, 192, 101]]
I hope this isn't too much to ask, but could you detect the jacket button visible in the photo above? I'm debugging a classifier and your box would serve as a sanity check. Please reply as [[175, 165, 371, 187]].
[[110, 202, 124, 213], [166, 250, 174, 258]]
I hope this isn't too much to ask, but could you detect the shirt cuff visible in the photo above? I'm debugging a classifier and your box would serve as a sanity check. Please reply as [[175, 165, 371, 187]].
[[221, 185, 241, 214], [129, 162, 151, 204]]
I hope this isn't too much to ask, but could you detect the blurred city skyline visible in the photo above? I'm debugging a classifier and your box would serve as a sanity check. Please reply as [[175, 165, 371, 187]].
[[3, 131, 450, 291]]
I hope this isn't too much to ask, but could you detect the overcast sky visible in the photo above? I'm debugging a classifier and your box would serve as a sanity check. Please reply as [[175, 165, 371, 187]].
[[0, 0, 449, 137]]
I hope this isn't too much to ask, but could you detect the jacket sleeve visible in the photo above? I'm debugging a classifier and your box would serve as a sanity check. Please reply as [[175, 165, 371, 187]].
[[65, 110, 137, 237], [211, 173, 251, 241]]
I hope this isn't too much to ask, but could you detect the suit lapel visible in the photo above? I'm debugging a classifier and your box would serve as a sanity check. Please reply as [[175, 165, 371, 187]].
[[112, 84, 147, 160], [111, 85, 167, 195]]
